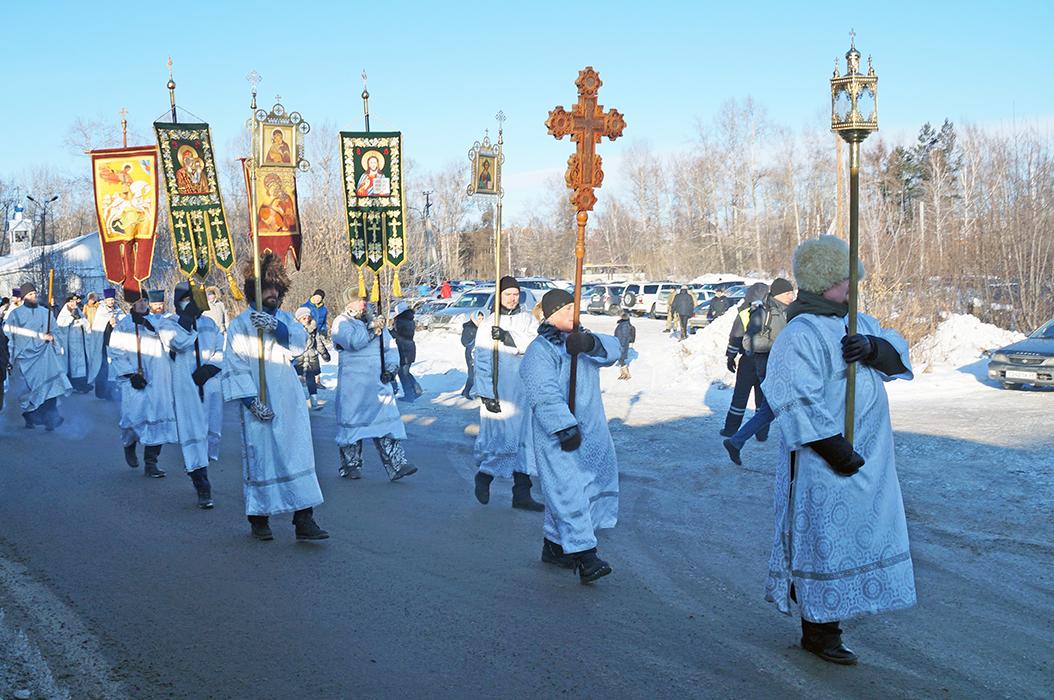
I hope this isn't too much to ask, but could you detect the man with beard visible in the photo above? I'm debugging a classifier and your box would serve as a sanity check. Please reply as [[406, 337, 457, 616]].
[[87, 288, 123, 400], [763, 236, 916, 665], [520, 289, 622, 584], [222, 253, 328, 541], [169, 282, 223, 508], [56, 293, 92, 393], [331, 291, 417, 482], [472, 276, 543, 511], [2, 282, 71, 430]]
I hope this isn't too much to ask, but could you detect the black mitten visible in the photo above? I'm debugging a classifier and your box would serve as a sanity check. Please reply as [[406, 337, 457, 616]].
[[556, 425, 582, 452], [806, 434, 865, 476]]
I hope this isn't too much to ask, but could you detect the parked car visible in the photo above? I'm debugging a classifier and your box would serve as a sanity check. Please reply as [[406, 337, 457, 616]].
[[515, 277, 558, 292], [413, 299, 455, 329], [417, 287, 541, 331], [621, 282, 679, 318], [587, 284, 626, 315], [987, 317, 1054, 389], [701, 279, 746, 293], [654, 285, 714, 319]]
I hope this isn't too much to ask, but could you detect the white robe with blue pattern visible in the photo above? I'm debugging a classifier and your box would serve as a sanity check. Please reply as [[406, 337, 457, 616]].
[[519, 331, 620, 554], [762, 312, 917, 623]]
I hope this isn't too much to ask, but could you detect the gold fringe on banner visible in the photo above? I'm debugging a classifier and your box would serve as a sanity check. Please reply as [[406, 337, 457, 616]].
[[369, 271, 380, 302], [357, 269, 367, 298], [391, 269, 402, 297], [226, 271, 245, 301]]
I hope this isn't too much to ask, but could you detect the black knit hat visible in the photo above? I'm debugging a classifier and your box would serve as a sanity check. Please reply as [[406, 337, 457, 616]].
[[499, 276, 520, 292], [313, 288, 326, 299], [541, 289, 574, 319], [769, 277, 794, 296], [20, 282, 36, 296]]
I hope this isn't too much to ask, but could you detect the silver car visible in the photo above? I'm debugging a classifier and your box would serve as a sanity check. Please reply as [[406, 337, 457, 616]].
[[418, 287, 540, 331], [986, 318, 1054, 388]]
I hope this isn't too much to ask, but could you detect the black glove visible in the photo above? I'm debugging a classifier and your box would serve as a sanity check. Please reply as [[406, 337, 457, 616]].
[[727, 355, 737, 373], [129, 373, 148, 390], [380, 371, 396, 384], [565, 328, 596, 355], [132, 312, 155, 332], [556, 425, 582, 452], [482, 397, 502, 414], [841, 334, 877, 364], [806, 434, 865, 476], [192, 363, 221, 387]]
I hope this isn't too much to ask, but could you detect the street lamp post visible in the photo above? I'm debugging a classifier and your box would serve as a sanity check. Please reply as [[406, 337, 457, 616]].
[[830, 32, 878, 443], [26, 194, 60, 296]]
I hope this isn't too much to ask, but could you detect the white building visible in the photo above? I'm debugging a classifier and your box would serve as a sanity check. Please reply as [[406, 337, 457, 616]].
[[7, 206, 33, 254]]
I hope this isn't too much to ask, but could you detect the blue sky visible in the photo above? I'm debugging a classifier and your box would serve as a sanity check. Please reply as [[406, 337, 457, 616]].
[[4, 0, 1052, 221]]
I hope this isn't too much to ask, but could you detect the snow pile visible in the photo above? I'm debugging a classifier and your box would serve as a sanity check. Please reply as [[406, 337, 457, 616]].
[[911, 314, 1025, 372], [666, 307, 739, 387]]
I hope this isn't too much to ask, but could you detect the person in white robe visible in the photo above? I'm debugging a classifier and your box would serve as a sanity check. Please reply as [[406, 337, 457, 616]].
[[520, 289, 620, 584], [222, 252, 328, 542], [2, 282, 71, 430], [87, 289, 122, 400], [763, 236, 916, 666], [331, 291, 417, 482], [472, 276, 543, 511], [55, 293, 92, 393], [109, 291, 181, 478], [169, 282, 223, 509]]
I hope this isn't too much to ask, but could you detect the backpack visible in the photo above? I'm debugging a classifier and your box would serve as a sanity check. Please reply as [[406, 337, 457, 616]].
[[744, 300, 787, 355]]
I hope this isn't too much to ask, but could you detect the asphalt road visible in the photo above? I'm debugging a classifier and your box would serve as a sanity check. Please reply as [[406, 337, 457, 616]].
[[1, 377, 1052, 699]]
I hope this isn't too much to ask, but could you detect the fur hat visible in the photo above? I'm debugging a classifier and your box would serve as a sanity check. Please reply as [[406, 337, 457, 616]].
[[242, 252, 291, 304], [294, 306, 312, 320], [342, 287, 364, 306], [792, 236, 865, 294]]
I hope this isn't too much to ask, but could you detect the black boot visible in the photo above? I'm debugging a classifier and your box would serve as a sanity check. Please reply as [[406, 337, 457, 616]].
[[293, 508, 329, 541], [541, 538, 575, 569], [474, 471, 493, 505], [189, 467, 214, 509], [124, 442, 139, 468], [801, 619, 858, 665], [572, 548, 612, 584], [512, 472, 544, 512], [143, 444, 166, 478], [248, 515, 273, 541]]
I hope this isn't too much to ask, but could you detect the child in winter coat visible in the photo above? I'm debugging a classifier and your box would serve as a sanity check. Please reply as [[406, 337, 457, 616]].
[[293, 306, 331, 410], [614, 311, 636, 380]]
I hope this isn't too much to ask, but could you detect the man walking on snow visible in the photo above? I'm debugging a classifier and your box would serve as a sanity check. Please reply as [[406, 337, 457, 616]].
[[2, 282, 71, 430], [472, 276, 544, 511]]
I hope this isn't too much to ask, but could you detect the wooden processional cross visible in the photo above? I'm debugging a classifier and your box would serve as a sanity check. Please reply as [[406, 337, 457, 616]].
[[546, 66, 626, 411]]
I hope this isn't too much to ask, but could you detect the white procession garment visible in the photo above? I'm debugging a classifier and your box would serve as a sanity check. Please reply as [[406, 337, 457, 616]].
[[109, 314, 180, 446], [168, 315, 210, 472], [472, 307, 539, 477], [762, 312, 917, 623], [519, 330, 621, 554], [55, 306, 91, 380], [331, 313, 405, 446], [195, 315, 225, 461], [222, 308, 323, 516], [2, 304, 72, 412], [86, 303, 122, 381]]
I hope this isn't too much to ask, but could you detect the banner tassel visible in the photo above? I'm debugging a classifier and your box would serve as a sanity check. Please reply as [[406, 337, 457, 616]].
[[391, 269, 402, 297], [357, 268, 367, 298], [369, 271, 380, 303], [226, 271, 245, 301]]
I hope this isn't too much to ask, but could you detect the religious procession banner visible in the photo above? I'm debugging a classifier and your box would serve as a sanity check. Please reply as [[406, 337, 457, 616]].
[[339, 131, 407, 298], [89, 145, 159, 299], [154, 122, 241, 296], [241, 159, 303, 270]]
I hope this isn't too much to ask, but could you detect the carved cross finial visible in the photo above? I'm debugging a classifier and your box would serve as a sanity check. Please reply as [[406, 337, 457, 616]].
[[546, 66, 626, 211], [246, 70, 261, 94], [274, 94, 282, 105], [119, 107, 128, 120], [850, 28, 856, 48], [361, 70, 369, 99]]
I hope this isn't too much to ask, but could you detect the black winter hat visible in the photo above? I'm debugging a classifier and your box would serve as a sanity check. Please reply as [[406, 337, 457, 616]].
[[769, 278, 794, 296], [313, 289, 326, 299], [541, 289, 574, 319], [499, 276, 520, 292]]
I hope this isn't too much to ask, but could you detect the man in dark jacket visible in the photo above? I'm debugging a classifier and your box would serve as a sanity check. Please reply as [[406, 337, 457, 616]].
[[722, 282, 769, 438], [614, 311, 635, 379], [707, 288, 732, 322], [460, 311, 484, 399], [299, 289, 329, 337], [670, 286, 696, 340], [393, 302, 421, 402], [723, 278, 795, 465]]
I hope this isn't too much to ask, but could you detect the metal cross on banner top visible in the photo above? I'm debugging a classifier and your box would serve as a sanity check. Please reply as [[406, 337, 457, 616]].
[[545, 66, 626, 212], [546, 66, 625, 412]]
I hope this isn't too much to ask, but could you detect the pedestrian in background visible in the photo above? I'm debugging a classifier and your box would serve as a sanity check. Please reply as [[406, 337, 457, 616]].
[[721, 282, 770, 439], [392, 301, 422, 402], [460, 310, 484, 400], [670, 285, 697, 340], [614, 310, 635, 380], [293, 305, 330, 411], [299, 289, 329, 337], [202, 286, 228, 334]]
